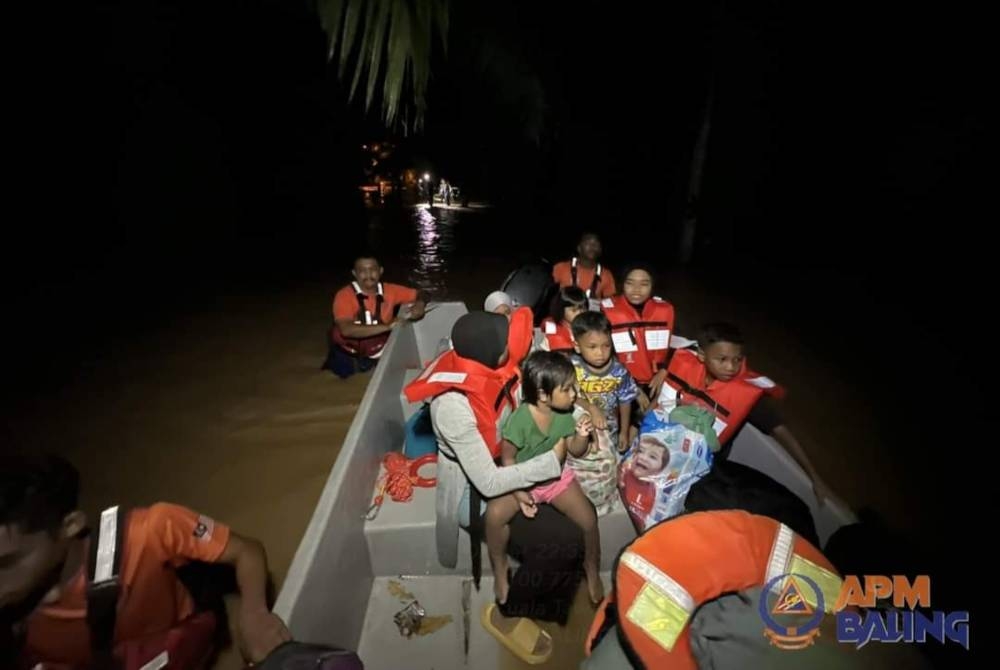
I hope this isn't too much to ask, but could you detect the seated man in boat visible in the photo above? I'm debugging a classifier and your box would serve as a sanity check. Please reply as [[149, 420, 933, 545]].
[[325, 254, 427, 378], [551, 233, 617, 304], [2, 453, 291, 669], [658, 322, 833, 504]]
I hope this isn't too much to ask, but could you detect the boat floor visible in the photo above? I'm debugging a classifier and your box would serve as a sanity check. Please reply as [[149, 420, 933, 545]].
[[358, 574, 609, 670]]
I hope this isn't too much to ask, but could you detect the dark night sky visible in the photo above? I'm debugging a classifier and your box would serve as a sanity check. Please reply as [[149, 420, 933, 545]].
[[6, 1, 988, 640], [9, 1, 985, 276], [10, 0, 982, 400], [9, 9, 987, 409]]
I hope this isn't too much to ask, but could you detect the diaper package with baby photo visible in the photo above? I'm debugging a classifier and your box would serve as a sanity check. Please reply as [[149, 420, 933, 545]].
[[617, 408, 714, 532]]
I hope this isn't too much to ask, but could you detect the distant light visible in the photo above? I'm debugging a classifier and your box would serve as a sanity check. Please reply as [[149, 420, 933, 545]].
[[423, 173, 430, 180], [362, 145, 367, 149]]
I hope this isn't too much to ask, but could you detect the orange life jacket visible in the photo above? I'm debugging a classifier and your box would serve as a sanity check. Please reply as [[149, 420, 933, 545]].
[[601, 295, 674, 384], [662, 349, 784, 444], [585, 510, 842, 670], [541, 317, 575, 353], [403, 351, 516, 459], [500, 306, 535, 380], [329, 281, 389, 359], [403, 306, 532, 457], [571, 257, 604, 298], [19, 506, 218, 670]]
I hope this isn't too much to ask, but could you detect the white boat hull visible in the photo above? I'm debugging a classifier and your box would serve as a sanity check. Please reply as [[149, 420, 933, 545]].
[[275, 302, 855, 668]]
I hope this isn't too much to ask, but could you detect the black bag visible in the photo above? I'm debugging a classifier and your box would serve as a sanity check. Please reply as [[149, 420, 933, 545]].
[[500, 262, 557, 325], [684, 460, 820, 548], [251, 641, 363, 670]]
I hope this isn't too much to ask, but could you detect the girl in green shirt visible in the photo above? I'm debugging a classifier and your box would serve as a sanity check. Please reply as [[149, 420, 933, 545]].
[[485, 351, 604, 605]]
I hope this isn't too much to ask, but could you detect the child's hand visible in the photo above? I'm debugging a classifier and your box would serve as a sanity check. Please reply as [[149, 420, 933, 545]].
[[514, 491, 537, 518], [575, 414, 594, 438], [588, 404, 608, 430], [617, 431, 631, 454], [636, 389, 651, 413], [648, 369, 668, 403]]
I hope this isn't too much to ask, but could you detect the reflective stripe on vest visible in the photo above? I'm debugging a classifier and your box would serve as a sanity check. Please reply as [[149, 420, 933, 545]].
[[351, 281, 384, 325], [619, 551, 696, 652], [603, 511, 843, 668], [571, 257, 602, 298]]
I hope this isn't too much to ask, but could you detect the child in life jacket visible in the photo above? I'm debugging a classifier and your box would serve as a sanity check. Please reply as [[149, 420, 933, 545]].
[[484, 351, 604, 605], [540, 286, 588, 354], [660, 322, 834, 505], [600, 263, 675, 411]]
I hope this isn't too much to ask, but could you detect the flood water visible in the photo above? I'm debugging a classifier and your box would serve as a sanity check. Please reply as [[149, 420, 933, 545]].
[[5, 201, 975, 668]]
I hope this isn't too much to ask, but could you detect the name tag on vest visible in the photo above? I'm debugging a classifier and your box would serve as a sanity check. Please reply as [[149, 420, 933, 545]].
[[429, 372, 467, 384], [612, 331, 638, 353], [644, 329, 670, 351]]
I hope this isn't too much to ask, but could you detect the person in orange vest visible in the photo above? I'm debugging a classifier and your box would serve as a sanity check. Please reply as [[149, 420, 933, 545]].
[[660, 322, 833, 505], [582, 510, 931, 670], [404, 311, 585, 665], [551, 233, 617, 302], [539, 286, 588, 353], [2, 453, 290, 670], [600, 263, 675, 406], [326, 254, 427, 378]]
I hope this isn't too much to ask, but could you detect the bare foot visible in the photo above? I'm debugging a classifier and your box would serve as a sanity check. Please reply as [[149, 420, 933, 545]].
[[489, 606, 552, 657], [586, 569, 605, 605], [494, 561, 510, 604]]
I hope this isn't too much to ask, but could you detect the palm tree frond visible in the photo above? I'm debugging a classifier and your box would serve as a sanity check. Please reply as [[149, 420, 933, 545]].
[[349, 0, 379, 101], [316, 0, 344, 61], [364, 0, 393, 111], [316, 0, 449, 133], [337, 1, 364, 79]]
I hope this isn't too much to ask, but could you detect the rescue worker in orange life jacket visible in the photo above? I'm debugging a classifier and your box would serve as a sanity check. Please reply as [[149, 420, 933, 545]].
[[580, 509, 929, 670], [551, 233, 617, 301], [3, 453, 290, 670], [326, 255, 428, 378], [662, 322, 834, 506]]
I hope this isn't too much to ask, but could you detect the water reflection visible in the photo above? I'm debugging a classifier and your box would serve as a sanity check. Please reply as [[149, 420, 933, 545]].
[[407, 205, 457, 299]]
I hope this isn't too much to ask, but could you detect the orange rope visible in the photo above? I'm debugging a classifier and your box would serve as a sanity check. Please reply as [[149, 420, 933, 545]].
[[366, 452, 437, 520]]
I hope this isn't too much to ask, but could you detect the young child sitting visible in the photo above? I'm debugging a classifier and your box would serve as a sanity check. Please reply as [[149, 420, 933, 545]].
[[541, 286, 588, 353], [571, 311, 639, 454], [660, 322, 833, 504], [601, 263, 675, 409], [485, 351, 604, 605]]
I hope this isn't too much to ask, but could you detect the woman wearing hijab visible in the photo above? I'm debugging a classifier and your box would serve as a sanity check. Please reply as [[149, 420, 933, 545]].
[[404, 310, 584, 664]]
